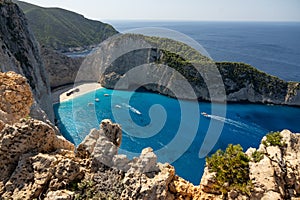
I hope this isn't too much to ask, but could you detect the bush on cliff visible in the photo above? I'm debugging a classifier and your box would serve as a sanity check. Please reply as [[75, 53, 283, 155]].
[[206, 144, 252, 195], [262, 131, 285, 147]]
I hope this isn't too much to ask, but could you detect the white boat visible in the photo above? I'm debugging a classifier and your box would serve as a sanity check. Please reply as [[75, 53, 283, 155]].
[[95, 98, 100, 102], [201, 112, 209, 117], [121, 103, 142, 115], [131, 107, 142, 115], [104, 94, 110, 97], [115, 105, 122, 108]]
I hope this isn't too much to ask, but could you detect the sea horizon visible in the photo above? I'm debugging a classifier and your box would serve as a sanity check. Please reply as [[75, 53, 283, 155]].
[[104, 20, 300, 82]]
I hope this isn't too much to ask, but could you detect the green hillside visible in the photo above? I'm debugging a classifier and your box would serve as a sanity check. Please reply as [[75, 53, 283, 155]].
[[15, 1, 118, 50]]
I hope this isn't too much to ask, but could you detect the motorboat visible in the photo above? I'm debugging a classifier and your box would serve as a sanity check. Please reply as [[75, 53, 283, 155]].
[[201, 112, 209, 117], [115, 105, 122, 108]]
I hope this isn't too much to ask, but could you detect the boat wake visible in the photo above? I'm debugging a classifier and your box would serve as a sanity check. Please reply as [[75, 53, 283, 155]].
[[204, 114, 264, 133], [121, 103, 142, 115]]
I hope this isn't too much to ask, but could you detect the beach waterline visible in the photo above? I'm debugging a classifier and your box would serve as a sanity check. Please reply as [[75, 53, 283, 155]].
[[51, 82, 103, 104]]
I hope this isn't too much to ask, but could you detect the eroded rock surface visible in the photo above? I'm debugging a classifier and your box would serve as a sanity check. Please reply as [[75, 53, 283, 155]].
[[0, 71, 33, 128], [246, 129, 300, 200]]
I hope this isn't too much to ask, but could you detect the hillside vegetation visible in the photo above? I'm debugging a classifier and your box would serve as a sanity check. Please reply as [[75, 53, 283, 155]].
[[15, 1, 118, 50], [99, 34, 300, 105]]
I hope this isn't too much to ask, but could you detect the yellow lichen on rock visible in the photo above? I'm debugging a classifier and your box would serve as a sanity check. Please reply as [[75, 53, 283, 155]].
[[169, 175, 202, 200]]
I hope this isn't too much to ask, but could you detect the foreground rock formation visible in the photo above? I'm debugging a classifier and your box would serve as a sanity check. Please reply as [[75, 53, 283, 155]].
[[199, 129, 300, 200], [247, 130, 300, 199], [0, 116, 202, 199], [0, 71, 33, 129], [0, 0, 54, 122]]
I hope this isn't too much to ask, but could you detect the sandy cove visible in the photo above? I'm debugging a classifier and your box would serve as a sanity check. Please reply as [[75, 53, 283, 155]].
[[51, 82, 103, 104]]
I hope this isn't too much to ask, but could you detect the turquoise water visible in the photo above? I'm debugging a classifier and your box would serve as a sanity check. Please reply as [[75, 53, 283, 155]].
[[54, 88, 300, 184]]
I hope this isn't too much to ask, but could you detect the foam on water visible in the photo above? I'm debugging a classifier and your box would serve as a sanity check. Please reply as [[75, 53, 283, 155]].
[[207, 114, 266, 136]]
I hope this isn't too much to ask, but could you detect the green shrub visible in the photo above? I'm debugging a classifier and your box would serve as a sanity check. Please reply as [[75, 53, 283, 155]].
[[262, 131, 285, 147], [206, 144, 252, 195], [251, 150, 264, 163]]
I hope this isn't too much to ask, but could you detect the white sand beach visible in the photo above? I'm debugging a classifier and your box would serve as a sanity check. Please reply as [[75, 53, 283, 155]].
[[52, 82, 103, 104]]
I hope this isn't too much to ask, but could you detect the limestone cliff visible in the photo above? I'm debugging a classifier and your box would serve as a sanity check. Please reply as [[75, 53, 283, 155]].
[[41, 47, 83, 89], [217, 62, 300, 106], [97, 34, 300, 106], [0, 0, 54, 122]]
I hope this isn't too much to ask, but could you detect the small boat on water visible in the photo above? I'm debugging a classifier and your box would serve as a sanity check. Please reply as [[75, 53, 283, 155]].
[[95, 98, 100, 102], [104, 94, 110, 97], [115, 105, 122, 109], [131, 108, 142, 115], [121, 103, 142, 115], [201, 112, 209, 117]]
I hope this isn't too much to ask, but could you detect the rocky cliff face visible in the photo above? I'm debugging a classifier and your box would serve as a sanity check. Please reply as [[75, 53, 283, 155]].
[[41, 47, 83, 89], [0, 0, 54, 122], [217, 62, 300, 106], [97, 34, 300, 106]]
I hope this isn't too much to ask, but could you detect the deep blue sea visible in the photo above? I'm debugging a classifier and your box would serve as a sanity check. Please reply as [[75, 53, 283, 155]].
[[54, 21, 300, 184]]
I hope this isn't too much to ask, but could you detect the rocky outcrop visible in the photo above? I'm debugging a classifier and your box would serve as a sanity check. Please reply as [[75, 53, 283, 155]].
[[246, 129, 300, 199], [0, 0, 54, 122], [41, 47, 83, 89], [0, 71, 33, 128], [0, 119, 76, 197], [96, 34, 300, 106], [199, 129, 300, 200], [78, 119, 203, 200], [217, 62, 300, 106], [0, 115, 202, 199]]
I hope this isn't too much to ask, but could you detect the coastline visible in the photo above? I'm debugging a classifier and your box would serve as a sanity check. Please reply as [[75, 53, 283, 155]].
[[51, 82, 103, 104]]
